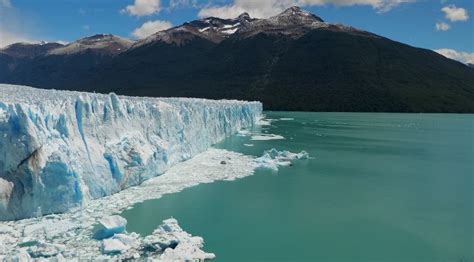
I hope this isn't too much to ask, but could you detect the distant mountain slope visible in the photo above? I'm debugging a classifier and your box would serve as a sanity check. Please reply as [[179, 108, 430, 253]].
[[0, 42, 64, 79], [1, 7, 473, 112], [49, 34, 133, 55], [0, 42, 63, 58], [0, 34, 134, 88]]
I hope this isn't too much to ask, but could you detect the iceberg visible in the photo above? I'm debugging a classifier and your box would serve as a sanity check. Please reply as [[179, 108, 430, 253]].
[[0, 84, 262, 220], [251, 134, 285, 140], [94, 215, 127, 239], [98, 217, 216, 259], [143, 218, 216, 261], [254, 148, 309, 171]]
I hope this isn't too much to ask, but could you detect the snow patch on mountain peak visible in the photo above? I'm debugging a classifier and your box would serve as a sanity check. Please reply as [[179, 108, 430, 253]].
[[275, 6, 324, 22], [134, 13, 255, 47]]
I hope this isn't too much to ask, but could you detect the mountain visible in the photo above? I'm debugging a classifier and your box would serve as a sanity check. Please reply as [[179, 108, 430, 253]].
[[0, 42, 64, 79], [134, 13, 255, 47], [0, 34, 134, 88], [1, 7, 473, 112], [236, 6, 352, 38], [468, 63, 474, 69], [0, 41, 64, 58], [49, 34, 133, 55]]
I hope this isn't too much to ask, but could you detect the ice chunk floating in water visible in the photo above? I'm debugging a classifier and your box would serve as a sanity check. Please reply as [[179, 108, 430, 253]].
[[254, 148, 309, 171], [251, 134, 285, 140], [96, 217, 215, 260], [0, 84, 262, 220]]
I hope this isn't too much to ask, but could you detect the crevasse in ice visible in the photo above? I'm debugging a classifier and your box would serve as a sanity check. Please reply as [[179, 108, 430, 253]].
[[0, 84, 262, 220]]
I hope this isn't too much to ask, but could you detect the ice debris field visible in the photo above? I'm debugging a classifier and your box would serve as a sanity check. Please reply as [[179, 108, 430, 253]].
[[0, 147, 307, 260], [0, 84, 309, 260]]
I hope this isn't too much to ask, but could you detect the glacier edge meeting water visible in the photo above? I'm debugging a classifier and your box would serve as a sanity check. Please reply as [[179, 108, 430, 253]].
[[0, 84, 262, 220], [0, 148, 258, 259]]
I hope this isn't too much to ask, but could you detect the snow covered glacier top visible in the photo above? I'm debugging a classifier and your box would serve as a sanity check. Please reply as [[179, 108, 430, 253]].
[[0, 84, 262, 220]]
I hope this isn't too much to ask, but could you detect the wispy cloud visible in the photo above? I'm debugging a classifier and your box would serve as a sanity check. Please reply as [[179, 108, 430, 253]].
[[441, 5, 469, 22], [132, 20, 173, 39], [121, 0, 162, 16], [435, 21, 450, 31], [0, 1, 67, 47], [169, 0, 200, 9], [0, 30, 35, 47], [0, 0, 34, 47], [434, 48, 474, 64]]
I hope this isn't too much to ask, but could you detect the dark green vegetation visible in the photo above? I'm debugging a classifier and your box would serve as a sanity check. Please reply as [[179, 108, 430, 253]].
[[96, 31, 474, 113], [1, 19, 473, 112]]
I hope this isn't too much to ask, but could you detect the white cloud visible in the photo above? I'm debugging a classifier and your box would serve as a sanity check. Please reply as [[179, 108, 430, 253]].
[[441, 5, 469, 22], [435, 21, 450, 31], [132, 20, 173, 39], [0, 1, 33, 47], [434, 48, 474, 64], [122, 0, 161, 16], [198, 0, 417, 19]]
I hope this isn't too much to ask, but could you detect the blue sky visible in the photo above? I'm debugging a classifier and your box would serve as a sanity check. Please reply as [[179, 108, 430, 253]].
[[1, 0, 473, 62]]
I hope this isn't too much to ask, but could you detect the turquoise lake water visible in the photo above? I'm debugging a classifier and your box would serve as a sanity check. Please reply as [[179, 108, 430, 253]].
[[121, 112, 473, 262]]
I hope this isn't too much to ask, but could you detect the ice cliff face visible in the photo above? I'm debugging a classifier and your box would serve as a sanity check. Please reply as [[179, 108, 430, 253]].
[[0, 84, 262, 220]]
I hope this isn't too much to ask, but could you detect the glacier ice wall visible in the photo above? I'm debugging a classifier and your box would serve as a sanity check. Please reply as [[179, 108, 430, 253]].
[[0, 84, 262, 220]]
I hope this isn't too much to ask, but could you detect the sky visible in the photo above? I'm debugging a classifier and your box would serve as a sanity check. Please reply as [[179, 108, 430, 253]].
[[0, 0, 473, 63]]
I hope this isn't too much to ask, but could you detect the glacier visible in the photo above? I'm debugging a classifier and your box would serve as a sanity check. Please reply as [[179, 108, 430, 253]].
[[0, 84, 262, 220]]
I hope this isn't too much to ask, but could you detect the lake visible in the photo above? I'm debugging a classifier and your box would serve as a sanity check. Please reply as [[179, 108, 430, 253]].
[[121, 112, 473, 262]]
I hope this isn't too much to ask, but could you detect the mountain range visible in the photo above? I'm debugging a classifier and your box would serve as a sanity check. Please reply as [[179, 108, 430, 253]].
[[1, 6, 473, 112]]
